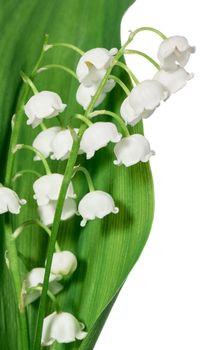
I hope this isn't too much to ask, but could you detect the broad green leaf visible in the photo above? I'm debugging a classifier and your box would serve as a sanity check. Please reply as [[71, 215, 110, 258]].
[[0, 1, 154, 349]]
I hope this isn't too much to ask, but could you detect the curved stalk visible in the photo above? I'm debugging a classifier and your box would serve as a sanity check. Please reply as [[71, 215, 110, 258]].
[[90, 110, 130, 137], [37, 64, 78, 80], [46, 42, 84, 55], [12, 169, 42, 182], [124, 49, 160, 70], [109, 74, 130, 95], [114, 61, 139, 85], [73, 166, 95, 192], [13, 144, 51, 175], [20, 72, 39, 95], [74, 114, 93, 127], [128, 26, 167, 40]]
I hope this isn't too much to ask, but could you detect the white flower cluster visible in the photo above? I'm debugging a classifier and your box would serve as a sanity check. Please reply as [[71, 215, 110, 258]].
[[0, 33, 194, 346]]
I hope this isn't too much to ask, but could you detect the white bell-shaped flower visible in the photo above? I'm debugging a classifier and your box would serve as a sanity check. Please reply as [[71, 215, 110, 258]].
[[32, 127, 62, 160], [51, 129, 78, 160], [50, 251, 77, 277], [76, 48, 118, 86], [76, 79, 115, 110], [80, 122, 122, 159], [23, 268, 63, 305], [33, 174, 76, 206], [38, 198, 77, 226], [158, 36, 195, 71], [41, 311, 87, 346], [120, 80, 169, 126], [78, 190, 119, 227], [0, 186, 26, 214], [153, 67, 194, 94], [114, 134, 155, 167], [24, 91, 66, 128]]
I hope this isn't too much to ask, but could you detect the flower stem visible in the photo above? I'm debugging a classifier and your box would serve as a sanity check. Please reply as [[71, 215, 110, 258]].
[[128, 26, 167, 40], [74, 114, 93, 127], [13, 144, 51, 175], [37, 64, 78, 80], [108, 74, 130, 95], [46, 42, 84, 55], [114, 61, 139, 85], [20, 72, 39, 95], [47, 290, 60, 313], [11, 219, 61, 252], [12, 169, 42, 182], [33, 124, 87, 350], [90, 110, 130, 137], [72, 166, 95, 192], [124, 49, 160, 70]]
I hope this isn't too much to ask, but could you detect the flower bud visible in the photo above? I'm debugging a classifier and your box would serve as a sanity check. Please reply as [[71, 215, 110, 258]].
[[78, 190, 119, 227], [41, 311, 87, 346], [0, 186, 26, 214], [114, 134, 155, 167], [80, 122, 122, 159], [51, 251, 77, 277], [24, 91, 66, 128], [153, 67, 194, 94], [38, 198, 77, 226], [32, 127, 62, 160]]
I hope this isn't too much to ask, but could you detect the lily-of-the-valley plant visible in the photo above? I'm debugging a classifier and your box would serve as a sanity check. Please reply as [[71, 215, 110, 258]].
[[1, 29, 195, 349]]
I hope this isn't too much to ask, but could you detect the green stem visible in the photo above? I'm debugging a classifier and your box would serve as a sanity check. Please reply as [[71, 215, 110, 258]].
[[115, 61, 139, 85], [11, 219, 61, 252], [13, 144, 51, 175], [4, 220, 30, 350], [47, 290, 60, 313], [108, 74, 130, 95], [12, 169, 42, 182], [3, 36, 48, 350], [37, 64, 78, 80], [74, 114, 93, 127], [47, 42, 84, 55], [128, 26, 167, 40], [72, 166, 95, 192], [31, 34, 49, 76], [33, 124, 87, 350], [90, 110, 130, 137], [20, 72, 39, 95], [124, 49, 160, 70]]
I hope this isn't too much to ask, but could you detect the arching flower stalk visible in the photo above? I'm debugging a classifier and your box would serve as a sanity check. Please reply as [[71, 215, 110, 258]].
[[1, 26, 195, 350]]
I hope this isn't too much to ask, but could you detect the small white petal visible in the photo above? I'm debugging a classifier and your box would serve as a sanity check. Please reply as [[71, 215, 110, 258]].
[[51, 251, 77, 277], [51, 129, 77, 160], [24, 91, 66, 128], [76, 80, 115, 110], [78, 190, 118, 226], [80, 122, 121, 159], [41, 312, 87, 346], [32, 127, 62, 160], [158, 36, 195, 71], [24, 268, 63, 305], [38, 198, 77, 226], [114, 134, 154, 167], [0, 187, 26, 214], [33, 174, 76, 206], [76, 48, 117, 85], [120, 97, 154, 126], [153, 67, 194, 93]]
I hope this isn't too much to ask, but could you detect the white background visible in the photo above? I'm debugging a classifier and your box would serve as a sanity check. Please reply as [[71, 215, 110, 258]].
[[96, 0, 224, 349]]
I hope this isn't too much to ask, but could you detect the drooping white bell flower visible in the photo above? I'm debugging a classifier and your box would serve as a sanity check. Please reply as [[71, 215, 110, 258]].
[[114, 134, 155, 167], [78, 190, 119, 227], [76, 79, 115, 110], [80, 122, 122, 159], [41, 311, 87, 346], [38, 198, 77, 226], [153, 67, 194, 94], [51, 129, 78, 160], [33, 174, 76, 206], [120, 80, 169, 126], [23, 267, 63, 305], [76, 48, 118, 86], [0, 186, 26, 214], [24, 91, 66, 128], [50, 251, 77, 277], [158, 36, 195, 71], [32, 127, 62, 160]]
